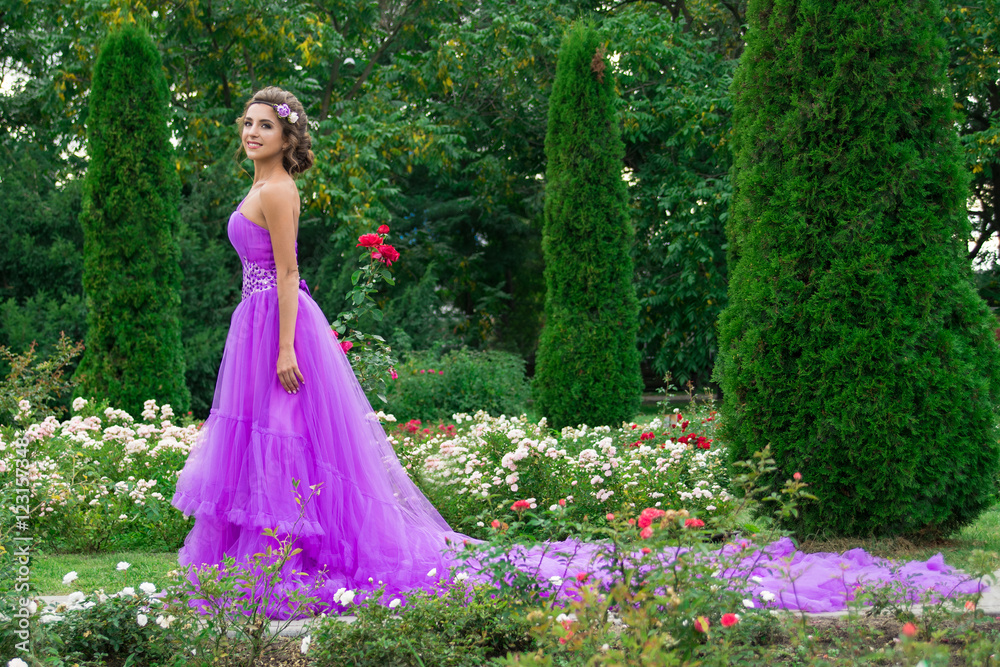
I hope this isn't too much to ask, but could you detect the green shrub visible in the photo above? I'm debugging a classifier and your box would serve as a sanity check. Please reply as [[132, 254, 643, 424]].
[[75, 23, 189, 417], [715, 0, 1000, 536], [533, 21, 642, 429], [386, 348, 530, 421], [0, 333, 83, 424], [310, 583, 535, 667]]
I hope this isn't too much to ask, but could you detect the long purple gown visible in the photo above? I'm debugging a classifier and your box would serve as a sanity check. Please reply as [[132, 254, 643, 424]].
[[171, 197, 986, 619], [171, 197, 467, 617]]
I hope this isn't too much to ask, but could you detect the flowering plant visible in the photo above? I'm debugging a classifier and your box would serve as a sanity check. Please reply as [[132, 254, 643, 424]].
[[331, 225, 401, 403]]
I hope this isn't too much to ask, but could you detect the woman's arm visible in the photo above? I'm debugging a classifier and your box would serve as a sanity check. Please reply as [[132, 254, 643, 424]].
[[259, 181, 305, 394]]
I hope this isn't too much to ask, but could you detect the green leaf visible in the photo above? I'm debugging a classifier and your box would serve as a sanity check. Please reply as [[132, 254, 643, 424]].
[[351, 269, 362, 285]]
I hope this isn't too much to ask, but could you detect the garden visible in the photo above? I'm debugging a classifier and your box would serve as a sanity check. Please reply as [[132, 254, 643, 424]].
[[4, 0, 1000, 665]]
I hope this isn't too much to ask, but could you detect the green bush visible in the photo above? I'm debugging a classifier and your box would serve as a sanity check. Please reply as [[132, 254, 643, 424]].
[[386, 348, 530, 421], [310, 583, 536, 667], [533, 21, 642, 429], [75, 23, 189, 417], [715, 0, 1000, 537]]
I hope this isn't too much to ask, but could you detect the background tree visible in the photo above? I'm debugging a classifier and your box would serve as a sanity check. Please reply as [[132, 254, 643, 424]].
[[533, 21, 642, 429], [75, 23, 190, 416], [716, 0, 1000, 537]]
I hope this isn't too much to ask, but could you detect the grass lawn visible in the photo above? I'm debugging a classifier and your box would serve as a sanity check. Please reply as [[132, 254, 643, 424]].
[[31, 550, 181, 596], [33, 506, 1000, 597]]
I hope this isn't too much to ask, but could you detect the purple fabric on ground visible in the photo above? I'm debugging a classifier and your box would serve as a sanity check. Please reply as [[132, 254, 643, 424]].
[[170, 200, 985, 620]]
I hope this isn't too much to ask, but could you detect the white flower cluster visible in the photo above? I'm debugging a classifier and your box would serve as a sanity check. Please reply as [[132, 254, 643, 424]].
[[391, 409, 732, 516]]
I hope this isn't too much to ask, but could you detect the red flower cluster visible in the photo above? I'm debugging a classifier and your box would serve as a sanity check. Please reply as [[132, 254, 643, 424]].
[[638, 507, 666, 529], [510, 499, 532, 513], [402, 419, 423, 433], [639, 431, 656, 441], [356, 227, 400, 266], [684, 518, 705, 529], [720, 613, 739, 628], [678, 432, 712, 449]]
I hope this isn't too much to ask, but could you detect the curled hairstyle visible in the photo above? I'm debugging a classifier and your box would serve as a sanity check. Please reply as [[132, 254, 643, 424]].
[[236, 86, 314, 176]]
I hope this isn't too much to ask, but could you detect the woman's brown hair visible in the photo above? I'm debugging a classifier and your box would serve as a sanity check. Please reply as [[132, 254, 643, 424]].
[[235, 86, 314, 176]]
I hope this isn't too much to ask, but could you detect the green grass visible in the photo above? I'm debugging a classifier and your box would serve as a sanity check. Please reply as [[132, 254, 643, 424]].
[[30, 550, 179, 596]]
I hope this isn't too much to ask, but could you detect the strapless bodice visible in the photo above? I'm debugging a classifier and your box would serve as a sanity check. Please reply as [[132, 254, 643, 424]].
[[227, 204, 304, 301]]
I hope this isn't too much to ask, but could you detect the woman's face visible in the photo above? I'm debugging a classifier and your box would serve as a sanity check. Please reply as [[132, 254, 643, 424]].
[[242, 103, 286, 162]]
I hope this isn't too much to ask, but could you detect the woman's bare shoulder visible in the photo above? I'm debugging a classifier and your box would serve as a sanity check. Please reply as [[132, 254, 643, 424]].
[[258, 178, 300, 207]]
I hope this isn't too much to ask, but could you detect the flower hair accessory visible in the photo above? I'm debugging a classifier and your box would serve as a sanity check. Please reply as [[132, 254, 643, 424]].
[[255, 100, 299, 124]]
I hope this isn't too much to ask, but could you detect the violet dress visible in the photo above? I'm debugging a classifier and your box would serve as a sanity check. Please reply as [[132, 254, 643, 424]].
[[171, 196, 467, 618], [171, 196, 985, 619]]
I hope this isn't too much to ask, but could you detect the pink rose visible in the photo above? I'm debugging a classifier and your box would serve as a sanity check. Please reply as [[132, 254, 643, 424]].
[[340, 341, 353, 353]]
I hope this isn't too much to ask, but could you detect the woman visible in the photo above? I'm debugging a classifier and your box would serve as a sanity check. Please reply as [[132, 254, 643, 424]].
[[170, 87, 467, 619]]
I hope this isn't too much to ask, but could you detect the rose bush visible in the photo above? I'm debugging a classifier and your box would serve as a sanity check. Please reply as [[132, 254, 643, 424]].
[[390, 404, 732, 538], [0, 398, 198, 553]]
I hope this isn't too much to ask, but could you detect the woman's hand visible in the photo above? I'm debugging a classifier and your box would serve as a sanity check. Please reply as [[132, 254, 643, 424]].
[[277, 347, 305, 394]]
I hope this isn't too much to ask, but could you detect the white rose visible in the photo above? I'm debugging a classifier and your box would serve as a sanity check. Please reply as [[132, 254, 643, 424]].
[[300, 635, 311, 654], [72, 397, 88, 411], [139, 582, 156, 595], [62, 571, 78, 586], [288, 111, 300, 124], [389, 598, 402, 609], [137, 613, 148, 627], [339, 590, 356, 605], [117, 561, 130, 571], [427, 568, 437, 578]]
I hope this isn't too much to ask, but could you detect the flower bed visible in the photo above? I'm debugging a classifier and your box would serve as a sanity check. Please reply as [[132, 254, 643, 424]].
[[1, 398, 198, 553], [390, 406, 733, 538]]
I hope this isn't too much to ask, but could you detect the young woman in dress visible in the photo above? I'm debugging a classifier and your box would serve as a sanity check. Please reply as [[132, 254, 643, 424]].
[[170, 87, 465, 619]]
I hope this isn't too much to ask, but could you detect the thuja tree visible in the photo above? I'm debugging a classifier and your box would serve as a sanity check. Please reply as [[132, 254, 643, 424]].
[[533, 21, 642, 429], [75, 24, 190, 416], [716, 0, 1000, 536]]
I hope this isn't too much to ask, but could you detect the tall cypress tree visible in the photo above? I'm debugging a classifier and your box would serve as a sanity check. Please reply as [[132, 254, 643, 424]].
[[716, 0, 1000, 536], [534, 22, 642, 429], [76, 23, 189, 416]]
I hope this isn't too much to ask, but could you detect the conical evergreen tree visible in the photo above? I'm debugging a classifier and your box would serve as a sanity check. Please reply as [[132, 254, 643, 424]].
[[75, 23, 189, 416], [716, 0, 1000, 536], [534, 22, 642, 429]]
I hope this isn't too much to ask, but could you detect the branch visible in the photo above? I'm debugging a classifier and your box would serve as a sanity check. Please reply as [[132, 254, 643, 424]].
[[338, 0, 420, 111]]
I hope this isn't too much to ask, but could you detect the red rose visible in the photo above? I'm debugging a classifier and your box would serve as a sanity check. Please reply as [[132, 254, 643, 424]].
[[511, 499, 532, 512], [490, 519, 501, 529], [793, 472, 802, 481], [901, 622, 917, 638], [373, 244, 400, 266], [641, 547, 652, 554], [377, 224, 390, 234], [575, 572, 588, 583], [605, 513, 615, 521], [340, 340, 353, 353], [356, 233, 381, 248], [640, 526, 653, 539], [684, 518, 705, 529], [720, 613, 739, 628]]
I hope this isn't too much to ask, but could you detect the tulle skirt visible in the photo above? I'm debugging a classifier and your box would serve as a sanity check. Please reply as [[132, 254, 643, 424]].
[[171, 288, 471, 617]]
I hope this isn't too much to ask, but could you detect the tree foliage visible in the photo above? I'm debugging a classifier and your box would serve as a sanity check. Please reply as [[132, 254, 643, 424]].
[[75, 23, 190, 416], [534, 21, 642, 429], [717, 0, 1000, 537]]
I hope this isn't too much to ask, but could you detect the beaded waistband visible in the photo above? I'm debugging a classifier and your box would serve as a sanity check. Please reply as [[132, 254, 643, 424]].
[[240, 258, 311, 301]]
